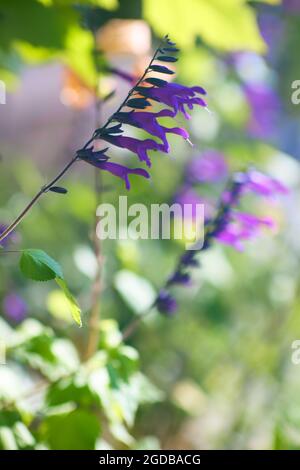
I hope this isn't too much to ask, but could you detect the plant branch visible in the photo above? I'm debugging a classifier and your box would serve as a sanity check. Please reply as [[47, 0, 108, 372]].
[[0, 43, 163, 246]]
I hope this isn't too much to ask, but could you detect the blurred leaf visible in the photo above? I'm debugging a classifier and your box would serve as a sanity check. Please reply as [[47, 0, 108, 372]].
[[46, 376, 101, 408], [114, 269, 156, 314], [55, 278, 82, 327], [43, 409, 100, 450], [51, 0, 118, 9], [0, 427, 17, 450], [144, 0, 268, 52], [0, 0, 76, 49]]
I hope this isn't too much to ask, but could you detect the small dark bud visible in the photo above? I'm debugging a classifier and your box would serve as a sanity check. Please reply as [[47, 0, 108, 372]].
[[49, 186, 68, 194]]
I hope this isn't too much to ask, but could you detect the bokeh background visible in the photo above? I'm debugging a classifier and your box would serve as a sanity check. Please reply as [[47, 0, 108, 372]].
[[1, 0, 300, 450]]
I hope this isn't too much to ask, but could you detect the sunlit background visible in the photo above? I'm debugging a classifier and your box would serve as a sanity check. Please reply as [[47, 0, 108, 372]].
[[1, 0, 300, 450]]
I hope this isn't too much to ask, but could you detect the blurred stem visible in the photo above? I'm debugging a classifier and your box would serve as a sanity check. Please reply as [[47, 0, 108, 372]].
[[122, 306, 154, 341], [85, 127, 103, 359], [84, 32, 104, 360]]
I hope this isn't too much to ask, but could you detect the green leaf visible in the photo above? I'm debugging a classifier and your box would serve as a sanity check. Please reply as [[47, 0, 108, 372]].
[[44, 409, 101, 450], [20, 249, 82, 326], [20, 249, 63, 281], [56, 279, 82, 327], [0, 427, 17, 450]]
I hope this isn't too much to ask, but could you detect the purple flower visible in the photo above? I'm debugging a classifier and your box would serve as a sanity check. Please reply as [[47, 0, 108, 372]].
[[102, 134, 161, 167], [167, 271, 191, 286], [77, 147, 150, 190], [215, 211, 275, 251], [186, 150, 228, 183], [244, 169, 288, 197], [174, 186, 214, 221], [89, 160, 150, 190], [0, 224, 16, 248], [180, 251, 200, 267], [283, 0, 300, 12], [244, 84, 281, 139], [141, 82, 207, 119], [155, 289, 178, 315], [113, 109, 189, 152], [3, 293, 28, 323]]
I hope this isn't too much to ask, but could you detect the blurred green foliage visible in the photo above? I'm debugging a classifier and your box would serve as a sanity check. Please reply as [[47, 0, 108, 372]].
[[1, 0, 300, 452]]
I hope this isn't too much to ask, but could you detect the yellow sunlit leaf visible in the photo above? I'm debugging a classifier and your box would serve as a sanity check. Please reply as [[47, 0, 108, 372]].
[[144, 0, 268, 53]]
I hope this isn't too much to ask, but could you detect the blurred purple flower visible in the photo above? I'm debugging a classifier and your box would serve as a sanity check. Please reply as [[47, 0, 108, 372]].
[[216, 211, 275, 251], [244, 83, 281, 139], [167, 271, 191, 286], [283, 0, 300, 12], [0, 224, 16, 248], [174, 186, 214, 221], [107, 67, 135, 84], [3, 293, 28, 323], [155, 168, 287, 315], [258, 11, 284, 49], [186, 150, 228, 184], [244, 169, 288, 197], [155, 290, 178, 315]]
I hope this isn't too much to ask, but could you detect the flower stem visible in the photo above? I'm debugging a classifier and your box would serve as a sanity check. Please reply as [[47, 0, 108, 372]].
[[0, 43, 163, 246], [0, 155, 78, 244]]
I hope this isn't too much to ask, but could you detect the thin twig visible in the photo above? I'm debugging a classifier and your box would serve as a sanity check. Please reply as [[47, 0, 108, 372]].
[[0, 43, 162, 245], [121, 306, 154, 341]]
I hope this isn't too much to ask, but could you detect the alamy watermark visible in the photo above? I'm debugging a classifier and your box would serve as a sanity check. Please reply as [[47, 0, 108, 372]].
[[291, 340, 300, 365], [291, 80, 300, 105], [96, 196, 205, 250], [0, 80, 6, 104]]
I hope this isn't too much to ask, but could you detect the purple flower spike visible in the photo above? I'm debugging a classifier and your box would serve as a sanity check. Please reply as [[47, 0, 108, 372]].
[[3, 293, 28, 323], [155, 289, 178, 315], [141, 82, 207, 119], [102, 134, 161, 167], [186, 150, 228, 183]]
